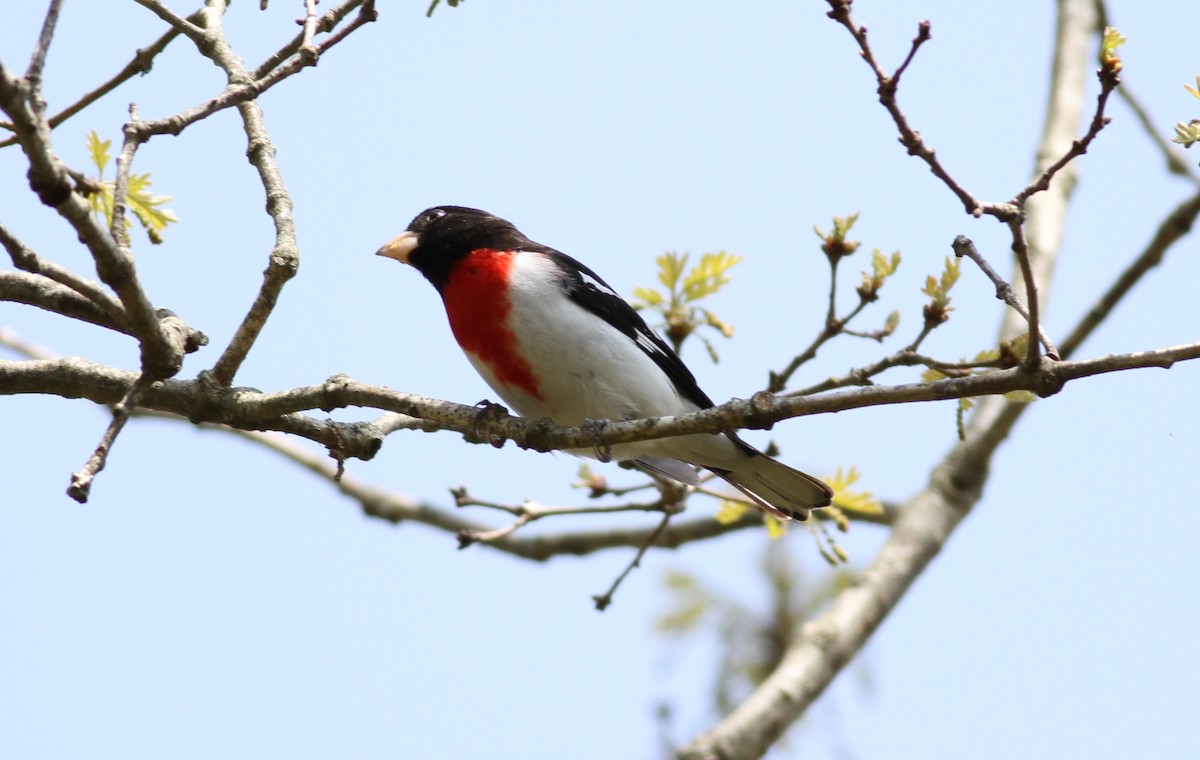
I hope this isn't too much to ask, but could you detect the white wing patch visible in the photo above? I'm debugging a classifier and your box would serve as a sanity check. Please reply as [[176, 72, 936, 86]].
[[635, 331, 665, 357], [578, 269, 619, 297]]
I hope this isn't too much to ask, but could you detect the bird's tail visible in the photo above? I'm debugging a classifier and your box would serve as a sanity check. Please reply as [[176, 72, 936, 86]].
[[713, 435, 833, 521], [622, 432, 832, 521]]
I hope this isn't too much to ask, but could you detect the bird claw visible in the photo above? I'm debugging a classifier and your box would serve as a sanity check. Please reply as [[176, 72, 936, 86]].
[[472, 400, 509, 448], [581, 418, 612, 463]]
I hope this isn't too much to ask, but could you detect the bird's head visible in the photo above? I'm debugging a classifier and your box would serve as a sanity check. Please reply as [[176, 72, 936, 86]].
[[377, 206, 528, 291]]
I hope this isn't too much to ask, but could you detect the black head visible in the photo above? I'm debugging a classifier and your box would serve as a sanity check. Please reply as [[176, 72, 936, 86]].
[[377, 206, 534, 291]]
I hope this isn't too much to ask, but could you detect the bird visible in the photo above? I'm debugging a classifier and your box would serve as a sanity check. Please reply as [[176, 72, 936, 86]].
[[376, 206, 833, 520]]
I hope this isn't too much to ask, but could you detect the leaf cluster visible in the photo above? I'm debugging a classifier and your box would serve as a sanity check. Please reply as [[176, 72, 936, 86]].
[[919, 255, 961, 325], [857, 247, 901, 302], [632, 251, 744, 361], [1099, 26, 1127, 74], [813, 212, 862, 261], [1171, 75, 1200, 150], [85, 131, 178, 245]]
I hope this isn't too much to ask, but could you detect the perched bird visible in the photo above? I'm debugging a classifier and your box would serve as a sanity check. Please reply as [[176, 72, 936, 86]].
[[377, 206, 832, 520]]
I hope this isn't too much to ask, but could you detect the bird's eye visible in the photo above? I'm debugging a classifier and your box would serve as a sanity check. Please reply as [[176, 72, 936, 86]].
[[408, 206, 449, 234]]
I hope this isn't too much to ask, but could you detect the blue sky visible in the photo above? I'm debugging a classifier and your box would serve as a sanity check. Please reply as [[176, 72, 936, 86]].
[[2, 2, 1198, 758]]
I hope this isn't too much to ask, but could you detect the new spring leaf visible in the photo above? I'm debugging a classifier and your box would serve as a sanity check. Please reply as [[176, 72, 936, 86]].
[[85, 130, 179, 245], [632, 250, 743, 357]]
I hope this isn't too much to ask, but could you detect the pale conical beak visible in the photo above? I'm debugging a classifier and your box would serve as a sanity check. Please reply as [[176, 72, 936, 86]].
[[376, 231, 419, 263]]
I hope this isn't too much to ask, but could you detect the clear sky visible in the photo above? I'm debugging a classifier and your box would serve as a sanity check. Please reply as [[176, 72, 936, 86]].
[[2, 2, 1198, 758]]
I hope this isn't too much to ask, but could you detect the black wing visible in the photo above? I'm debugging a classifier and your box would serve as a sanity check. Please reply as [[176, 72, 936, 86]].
[[540, 248, 716, 410]]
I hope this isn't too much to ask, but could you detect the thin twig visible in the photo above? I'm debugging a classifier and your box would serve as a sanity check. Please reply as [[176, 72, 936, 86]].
[[592, 511, 674, 611], [788, 316, 950, 397], [1013, 64, 1121, 206], [823, 1, 1004, 219], [131, 0, 208, 45], [0, 327, 56, 360], [158, 417, 792, 560], [252, 0, 368, 80], [455, 489, 672, 546], [25, 0, 64, 102], [952, 235, 1060, 360], [110, 104, 143, 247], [1007, 219, 1044, 369], [890, 19, 931, 88], [1006, 55, 1121, 366], [768, 267, 874, 392], [66, 372, 154, 503], [0, 20, 186, 149]]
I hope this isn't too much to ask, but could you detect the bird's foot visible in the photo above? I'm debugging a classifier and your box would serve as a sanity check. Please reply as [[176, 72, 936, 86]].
[[581, 417, 612, 463], [472, 399, 510, 448]]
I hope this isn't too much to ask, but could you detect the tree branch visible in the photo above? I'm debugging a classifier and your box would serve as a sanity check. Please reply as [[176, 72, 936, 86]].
[[2, 341, 1197, 462], [0, 271, 130, 334], [1, 221, 128, 322]]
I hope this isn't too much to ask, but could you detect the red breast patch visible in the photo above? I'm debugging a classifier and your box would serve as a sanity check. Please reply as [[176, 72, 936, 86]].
[[442, 249, 543, 400]]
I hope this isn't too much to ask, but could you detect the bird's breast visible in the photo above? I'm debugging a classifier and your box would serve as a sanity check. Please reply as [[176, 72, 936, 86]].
[[442, 249, 544, 401]]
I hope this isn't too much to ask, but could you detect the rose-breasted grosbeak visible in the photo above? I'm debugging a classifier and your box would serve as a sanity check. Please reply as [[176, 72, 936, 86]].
[[377, 206, 832, 520]]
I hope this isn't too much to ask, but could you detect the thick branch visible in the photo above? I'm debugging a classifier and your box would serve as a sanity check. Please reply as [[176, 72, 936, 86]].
[[680, 436, 991, 760], [2, 343, 1197, 459], [0, 271, 131, 333], [1, 222, 127, 321]]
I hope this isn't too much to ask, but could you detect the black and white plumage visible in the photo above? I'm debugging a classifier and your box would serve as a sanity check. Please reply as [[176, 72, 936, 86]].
[[377, 206, 832, 520]]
